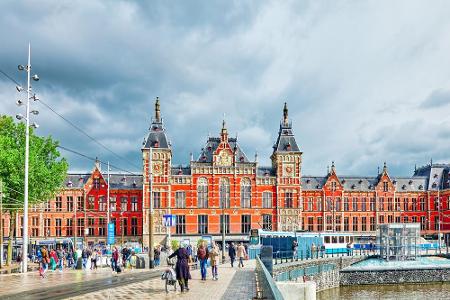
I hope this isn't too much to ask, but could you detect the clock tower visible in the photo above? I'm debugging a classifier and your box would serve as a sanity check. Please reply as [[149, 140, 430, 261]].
[[271, 103, 303, 231], [142, 97, 172, 246]]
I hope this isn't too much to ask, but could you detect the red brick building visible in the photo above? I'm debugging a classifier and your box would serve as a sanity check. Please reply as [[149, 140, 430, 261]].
[[2, 99, 450, 247]]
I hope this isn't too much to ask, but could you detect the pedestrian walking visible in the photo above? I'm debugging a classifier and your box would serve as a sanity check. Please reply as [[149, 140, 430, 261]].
[[228, 242, 236, 267], [81, 248, 89, 270], [209, 243, 220, 280], [49, 248, 58, 271], [292, 240, 298, 259], [236, 242, 247, 268], [39, 246, 49, 278], [111, 246, 119, 272], [154, 246, 161, 266], [56, 247, 64, 271], [168, 242, 192, 292], [91, 249, 98, 270], [197, 242, 208, 281]]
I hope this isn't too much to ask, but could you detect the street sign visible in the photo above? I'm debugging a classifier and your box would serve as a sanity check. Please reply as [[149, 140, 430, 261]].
[[163, 214, 176, 227], [107, 222, 115, 245]]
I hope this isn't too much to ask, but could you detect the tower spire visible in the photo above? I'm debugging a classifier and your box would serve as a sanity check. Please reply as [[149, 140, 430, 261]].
[[221, 113, 228, 142], [155, 96, 161, 122], [283, 102, 289, 126]]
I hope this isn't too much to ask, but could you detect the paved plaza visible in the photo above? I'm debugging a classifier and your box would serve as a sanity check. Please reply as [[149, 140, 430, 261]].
[[0, 260, 256, 299], [70, 260, 256, 300]]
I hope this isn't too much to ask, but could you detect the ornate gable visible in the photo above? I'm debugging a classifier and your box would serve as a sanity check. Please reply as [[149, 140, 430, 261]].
[[376, 162, 395, 192], [323, 162, 343, 192]]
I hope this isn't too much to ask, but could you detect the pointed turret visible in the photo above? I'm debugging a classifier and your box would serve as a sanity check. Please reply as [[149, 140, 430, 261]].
[[272, 102, 301, 153], [143, 97, 170, 149]]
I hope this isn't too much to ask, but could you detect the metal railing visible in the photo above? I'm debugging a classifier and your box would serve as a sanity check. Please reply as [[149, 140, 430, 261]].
[[255, 255, 284, 300], [272, 248, 374, 265]]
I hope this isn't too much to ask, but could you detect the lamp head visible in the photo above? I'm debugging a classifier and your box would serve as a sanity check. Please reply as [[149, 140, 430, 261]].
[[16, 99, 24, 106], [18, 65, 25, 71], [16, 85, 23, 92], [31, 122, 39, 129], [31, 110, 39, 115], [32, 94, 39, 101], [16, 114, 24, 120], [32, 74, 39, 81]]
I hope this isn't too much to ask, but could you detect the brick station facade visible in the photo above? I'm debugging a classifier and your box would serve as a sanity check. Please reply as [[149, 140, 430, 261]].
[[2, 99, 450, 246]]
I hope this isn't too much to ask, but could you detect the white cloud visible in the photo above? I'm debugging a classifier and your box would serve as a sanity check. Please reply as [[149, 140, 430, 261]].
[[1, 0, 450, 175]]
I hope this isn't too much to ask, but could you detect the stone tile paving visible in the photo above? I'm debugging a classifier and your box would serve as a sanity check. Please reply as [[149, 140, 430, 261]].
[[70, 260, 256, 300], [0, 266, 154, 297]]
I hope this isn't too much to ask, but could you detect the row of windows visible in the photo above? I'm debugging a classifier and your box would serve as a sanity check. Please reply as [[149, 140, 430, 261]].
[[35, 217, 140, 237], [47, 196, 140, 212], [303, 197, 432, 212], [174, 214, 272, 235], [153, 190, 273, 209], [303, 215, 430, 232]]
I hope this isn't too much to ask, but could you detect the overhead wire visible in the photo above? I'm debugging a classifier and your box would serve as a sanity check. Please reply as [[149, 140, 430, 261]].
[[57, 145, 139, 176], [0, 67, 141, 172]]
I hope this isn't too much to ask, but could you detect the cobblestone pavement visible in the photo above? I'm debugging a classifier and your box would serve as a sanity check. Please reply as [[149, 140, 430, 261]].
[[70, 260, 256, 300], [0, 265, 157, 298]]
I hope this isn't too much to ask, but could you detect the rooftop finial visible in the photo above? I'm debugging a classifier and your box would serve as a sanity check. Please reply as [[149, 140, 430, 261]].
[[283, 102, 288, 125], [155, 96, 161, 122], [327, 165, 330, 174], [430, 158, 433, 166], [254, 150, 258, 163], [331, 161, 336, 173], [221, 113, 228, 141], [377, 166, 380, 175], [383, 161, 388, 173]]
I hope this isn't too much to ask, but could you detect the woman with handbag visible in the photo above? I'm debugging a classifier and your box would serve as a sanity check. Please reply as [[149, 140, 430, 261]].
[[39, 246, 50, 278]]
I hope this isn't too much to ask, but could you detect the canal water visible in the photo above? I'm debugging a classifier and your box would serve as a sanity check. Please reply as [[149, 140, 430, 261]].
[[317, 283, 450, 300]]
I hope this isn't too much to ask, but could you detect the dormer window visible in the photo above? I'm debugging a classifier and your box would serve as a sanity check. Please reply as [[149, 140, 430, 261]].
[[178, 169, 183, 175], [202, 155, 206, 162], [358, 179, 363, 184], [402, 184, 406, 190], [434, 174, 438, 178], [67, 180, 73, 187], [316, 184, 321, 189], [408, 180, 413, 185], [341, 179, 346, 184], [154, 141, 159, 148], [393, 180, 397, 185], [240, 156, 244, 162], [121, 176, 126, 182], [132, 180, 137, 187], [351, 184, 356, 189], [306, 179, 311, 184], [286, 143, 291, 151], [419, 185, 423, 190], [207, 146, 212, 151], [368, 185, 373, 189], [432, 182, 437, 188]]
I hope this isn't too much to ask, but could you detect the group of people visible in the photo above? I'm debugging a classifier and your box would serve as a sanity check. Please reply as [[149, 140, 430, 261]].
[[163, 241, 248, 293], [38, 246, 104, 277], [110, 246, 138, 272]]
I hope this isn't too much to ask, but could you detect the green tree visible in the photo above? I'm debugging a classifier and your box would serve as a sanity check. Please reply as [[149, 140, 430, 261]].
[[0, 115, 68, 266]]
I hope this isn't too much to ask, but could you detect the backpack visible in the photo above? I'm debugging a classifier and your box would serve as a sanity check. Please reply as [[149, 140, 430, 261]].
[[197, 248, 206, 259]]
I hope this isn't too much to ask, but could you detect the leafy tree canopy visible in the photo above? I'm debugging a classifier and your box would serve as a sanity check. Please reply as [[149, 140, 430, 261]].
[[0, 115, 68, 210]]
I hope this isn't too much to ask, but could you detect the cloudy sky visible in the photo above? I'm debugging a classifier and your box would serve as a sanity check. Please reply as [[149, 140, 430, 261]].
[[1, 0, 450, 176]]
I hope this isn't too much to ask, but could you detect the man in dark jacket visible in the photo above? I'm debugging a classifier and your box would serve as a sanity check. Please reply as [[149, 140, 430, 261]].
[[228, 242, 236, 267]]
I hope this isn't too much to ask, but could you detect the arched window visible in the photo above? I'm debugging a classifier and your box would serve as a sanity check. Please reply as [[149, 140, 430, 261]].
[[219, 178, 230, 208], [197, 177, 208, 208], [241, 178, 251, 208]]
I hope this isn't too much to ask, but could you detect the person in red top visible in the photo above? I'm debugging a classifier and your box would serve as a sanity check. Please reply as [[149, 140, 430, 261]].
[[111, 247, 119, 272]]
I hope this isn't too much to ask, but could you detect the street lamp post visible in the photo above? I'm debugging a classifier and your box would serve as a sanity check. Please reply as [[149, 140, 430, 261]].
[[16, 43, 39, 273]]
